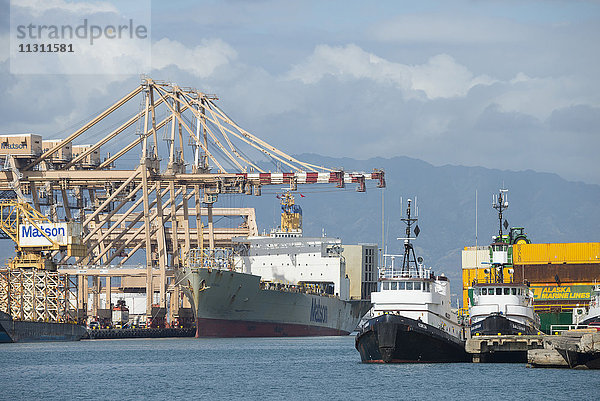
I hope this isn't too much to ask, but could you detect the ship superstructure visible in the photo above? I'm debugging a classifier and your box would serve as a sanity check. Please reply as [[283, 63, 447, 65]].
[[355, 199, 469, 363], [177, 192, 369, 337]]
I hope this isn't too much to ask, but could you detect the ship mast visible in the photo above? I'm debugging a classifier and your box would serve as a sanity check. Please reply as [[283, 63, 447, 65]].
[[490, 188, 509, 283], [492, 188, 509, 241], [398, 198, 420, 277]]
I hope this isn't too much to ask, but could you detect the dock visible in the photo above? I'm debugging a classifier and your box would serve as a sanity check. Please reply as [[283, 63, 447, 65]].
[[529, 330, 600, 369], [465, 335, 545, 363], [86, 327, 195, 340]]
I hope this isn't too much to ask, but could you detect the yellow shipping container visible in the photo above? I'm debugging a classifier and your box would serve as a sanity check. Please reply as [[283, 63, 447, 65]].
[[513, 242, 600, 265]]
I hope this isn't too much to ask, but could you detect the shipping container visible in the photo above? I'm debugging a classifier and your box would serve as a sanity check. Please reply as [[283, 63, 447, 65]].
[[513, 242, 600, 265], [461, 246, 490, 270], [513, 263, 600, 284]]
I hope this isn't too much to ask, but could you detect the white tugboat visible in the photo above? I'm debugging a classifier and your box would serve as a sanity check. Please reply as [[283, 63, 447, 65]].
[[572, 284, 600, 326], [355, 199, 469, 363], [469, 188, 541, 336]]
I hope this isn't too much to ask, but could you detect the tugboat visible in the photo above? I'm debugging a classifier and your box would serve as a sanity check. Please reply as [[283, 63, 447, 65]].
[[355, 199, 470, 363], [469, 188, 541, 336], [573, 284, 600, 326]]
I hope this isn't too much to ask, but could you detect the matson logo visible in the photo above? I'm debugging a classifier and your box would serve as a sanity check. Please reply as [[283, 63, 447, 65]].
[[19, 223, 68, 246], [310, 298, 328, 323], [1, 143, 27, 149]]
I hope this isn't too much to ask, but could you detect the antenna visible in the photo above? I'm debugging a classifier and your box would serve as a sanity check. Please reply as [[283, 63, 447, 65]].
[[414, 196, 418, 217], [381, 188, 385, 268], [400, 197, 403, 218], [397, 196, 421, 277], [492, 187, 509, 240]]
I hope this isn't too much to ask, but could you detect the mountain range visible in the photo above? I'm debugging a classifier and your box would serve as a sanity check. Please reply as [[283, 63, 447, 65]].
[[240, 154, 600, 291]]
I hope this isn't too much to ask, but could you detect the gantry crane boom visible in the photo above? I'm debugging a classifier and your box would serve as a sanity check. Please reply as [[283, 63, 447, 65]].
[[0, 77, 385, 319]]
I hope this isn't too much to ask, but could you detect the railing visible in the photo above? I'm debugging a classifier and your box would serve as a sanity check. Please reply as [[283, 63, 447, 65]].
[[187, 248, 236, 270], [260, 281, 335, 298], [379, 254, 432, 279], [549, 324, 599, 335]]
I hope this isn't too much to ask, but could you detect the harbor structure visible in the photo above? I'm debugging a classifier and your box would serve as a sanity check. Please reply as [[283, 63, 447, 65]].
[[0, 78, 385, 336]]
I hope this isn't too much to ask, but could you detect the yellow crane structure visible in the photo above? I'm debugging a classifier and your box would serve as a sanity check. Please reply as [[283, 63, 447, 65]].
[[0, 77, 385, 325], [0, 200, 85, 270]]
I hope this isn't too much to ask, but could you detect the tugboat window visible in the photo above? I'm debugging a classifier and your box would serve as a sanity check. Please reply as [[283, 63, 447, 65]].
[[383, 282, 389, 290], [406, 282, 413, 290], [481, 288, 487, 295], [511, 288, 517, 295], [504, 288, 510, 295], [488, 288, 494, 295], [414, 282, 421, 290], [398, 282, 405, 290], [496, 288, 502, 295], [391, 282, 397, 290]]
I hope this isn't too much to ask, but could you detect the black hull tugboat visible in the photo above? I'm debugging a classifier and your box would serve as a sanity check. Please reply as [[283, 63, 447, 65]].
[[471, 312, 538, 336], [355, 199, 470, 363], [468, 188, 540, 338], [357, 314, 469, 363]]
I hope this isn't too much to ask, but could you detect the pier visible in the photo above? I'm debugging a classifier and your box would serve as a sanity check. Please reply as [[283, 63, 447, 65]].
[[86, 327, 195, 340], [465, 335, 545, 363], [528, 329, 600, 369], [467, 330, 600, 368]]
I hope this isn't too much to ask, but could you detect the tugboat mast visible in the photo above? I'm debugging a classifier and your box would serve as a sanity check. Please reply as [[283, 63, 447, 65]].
[[490, 188, 509, 283], [492, 188, 509, 241], [399, 199, 420, 276]]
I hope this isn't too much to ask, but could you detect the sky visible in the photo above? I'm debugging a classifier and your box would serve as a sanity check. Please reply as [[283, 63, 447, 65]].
[[1, 0, 599, 184]]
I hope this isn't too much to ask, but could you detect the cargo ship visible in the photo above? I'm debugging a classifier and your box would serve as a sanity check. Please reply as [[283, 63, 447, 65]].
[[468, 188, 540, 336], [0, 310, 87, 343], [176, 192, 370, 337], [355, 199, 470, 363]]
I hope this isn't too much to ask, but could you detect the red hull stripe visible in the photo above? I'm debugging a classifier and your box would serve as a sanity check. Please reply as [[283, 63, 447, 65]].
[[363, 359, 456, 364], [195, 318, 349, 337]]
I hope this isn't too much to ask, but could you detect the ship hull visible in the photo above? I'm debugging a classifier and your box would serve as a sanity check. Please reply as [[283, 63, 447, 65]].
[[581, 315, 600, 325], [355, 314, 470, 363], [177, 268, 369, 338], [0, 311, 87, 343], [470, 314, 539, 336]]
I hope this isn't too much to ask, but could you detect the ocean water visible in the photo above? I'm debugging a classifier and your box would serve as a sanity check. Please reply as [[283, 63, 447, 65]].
[[0, 336, 598, 400]]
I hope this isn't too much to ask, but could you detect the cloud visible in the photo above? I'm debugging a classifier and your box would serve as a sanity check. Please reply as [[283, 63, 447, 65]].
[[493, 74, 593, 120], [0, 34, 8, 63], [370, 14, 527, 44], [12, 0, 118, 18], [286, 44, 496, 99], [546, 104, 600, 133], [152, 38, 237, 78]]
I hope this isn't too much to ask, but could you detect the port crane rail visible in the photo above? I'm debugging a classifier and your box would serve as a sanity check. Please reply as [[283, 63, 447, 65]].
[[0, 78, 385, 320]]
